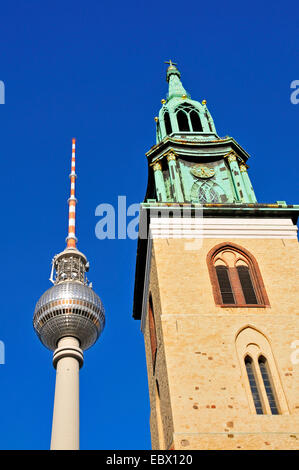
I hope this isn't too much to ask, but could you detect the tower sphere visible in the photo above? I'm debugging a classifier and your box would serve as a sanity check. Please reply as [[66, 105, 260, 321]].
[[33, 279, 105, 351]]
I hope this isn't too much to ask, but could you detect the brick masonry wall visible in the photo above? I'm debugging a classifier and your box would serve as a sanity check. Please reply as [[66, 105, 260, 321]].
[[143, 237, 299, 450], [144, 255, 174, 450]]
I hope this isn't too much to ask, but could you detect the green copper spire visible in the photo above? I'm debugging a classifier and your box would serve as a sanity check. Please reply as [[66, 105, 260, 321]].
[[155, 61, 217, 142], [165, 60, 190, 100], [147, 63, 258, 206]]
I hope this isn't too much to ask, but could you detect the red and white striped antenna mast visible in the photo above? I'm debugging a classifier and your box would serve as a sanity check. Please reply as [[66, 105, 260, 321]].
[[66, 138, 78, 249]]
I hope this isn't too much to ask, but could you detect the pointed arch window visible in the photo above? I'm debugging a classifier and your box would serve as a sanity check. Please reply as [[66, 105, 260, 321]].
[[245, 356, 264, 414], [175, 103, 203, 132], [190, 110, 203, 131], [258, 356, 279, 414], [215, 265, 235, 304], [164, 111, 172, 135], [237, 265, 258, 304], [148, 294, 157, 372], [236, 327, 287, 415], [198, 181, 220, 203], [207, 243, 270, 307], [177, 110, 189, 131]]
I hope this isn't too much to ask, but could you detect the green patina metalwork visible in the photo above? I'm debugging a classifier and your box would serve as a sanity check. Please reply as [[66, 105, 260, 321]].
[[147, 63, 258, 205]]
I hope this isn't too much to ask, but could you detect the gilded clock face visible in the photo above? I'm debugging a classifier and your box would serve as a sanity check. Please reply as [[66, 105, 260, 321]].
[[191, 165, 215, 179]]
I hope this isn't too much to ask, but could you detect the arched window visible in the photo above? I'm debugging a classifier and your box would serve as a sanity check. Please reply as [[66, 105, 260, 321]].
[[148, 294, 157, 372], [207, 243, 270, 307], [190, 110, 203, 131], [215, 265, 235, 304], [244, 355, 264, 414], [237, 265, 258, 304], [198, 181, 220, 203], [177, 110, 189, 131], [164, 111, 172, 135], [236, 327, 288, 415], [175, 103, 203, 132], [258, 356, 279, 414]]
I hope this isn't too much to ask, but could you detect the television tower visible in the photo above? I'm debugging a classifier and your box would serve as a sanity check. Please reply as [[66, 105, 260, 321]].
[[33, 139, 105, 450]]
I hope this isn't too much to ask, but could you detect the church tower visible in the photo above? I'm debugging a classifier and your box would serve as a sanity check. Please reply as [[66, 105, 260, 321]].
[[133, 62, 299, 450]]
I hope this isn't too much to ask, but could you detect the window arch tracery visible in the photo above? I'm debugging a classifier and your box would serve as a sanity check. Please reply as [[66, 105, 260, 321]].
[[235, 327, 288, 415], [175, 103, 203, 132], [207, 243, 270, 307], [190, 180, 225, 204]]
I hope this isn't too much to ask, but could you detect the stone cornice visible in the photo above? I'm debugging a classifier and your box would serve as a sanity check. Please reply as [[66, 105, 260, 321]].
[[146, 135, 250, 163]]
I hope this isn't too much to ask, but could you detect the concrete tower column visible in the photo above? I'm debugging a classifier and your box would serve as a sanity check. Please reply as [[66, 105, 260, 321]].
[[50, 336, 84, 450]]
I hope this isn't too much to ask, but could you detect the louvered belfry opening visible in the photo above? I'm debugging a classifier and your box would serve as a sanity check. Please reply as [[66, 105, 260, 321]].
[[215, 265, 235, 304]]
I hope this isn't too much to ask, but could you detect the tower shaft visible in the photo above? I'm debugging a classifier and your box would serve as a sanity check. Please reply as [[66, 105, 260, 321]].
[[50, 337, 83, 450]]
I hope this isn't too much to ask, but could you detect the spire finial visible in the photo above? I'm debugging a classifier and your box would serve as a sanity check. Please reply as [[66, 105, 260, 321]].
[[164, 60, 189, 99], [66, 138, 78, 249], [165, 59, 178, 68], [165, 59, 181, 83]]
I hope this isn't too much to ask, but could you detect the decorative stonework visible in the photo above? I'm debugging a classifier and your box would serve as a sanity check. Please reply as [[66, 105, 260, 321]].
[[240, 164, 247, 173], [227, 153, 237, 163], [191, 165, 215, 179], [236, 327, 289, 415], [206, 242, 270, 308], [166, 152, 176, 162], [153, 162, 162, 171]]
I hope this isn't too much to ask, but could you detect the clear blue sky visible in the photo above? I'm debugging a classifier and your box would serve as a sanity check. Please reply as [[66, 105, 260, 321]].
[[0, 0, 298, 450]]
